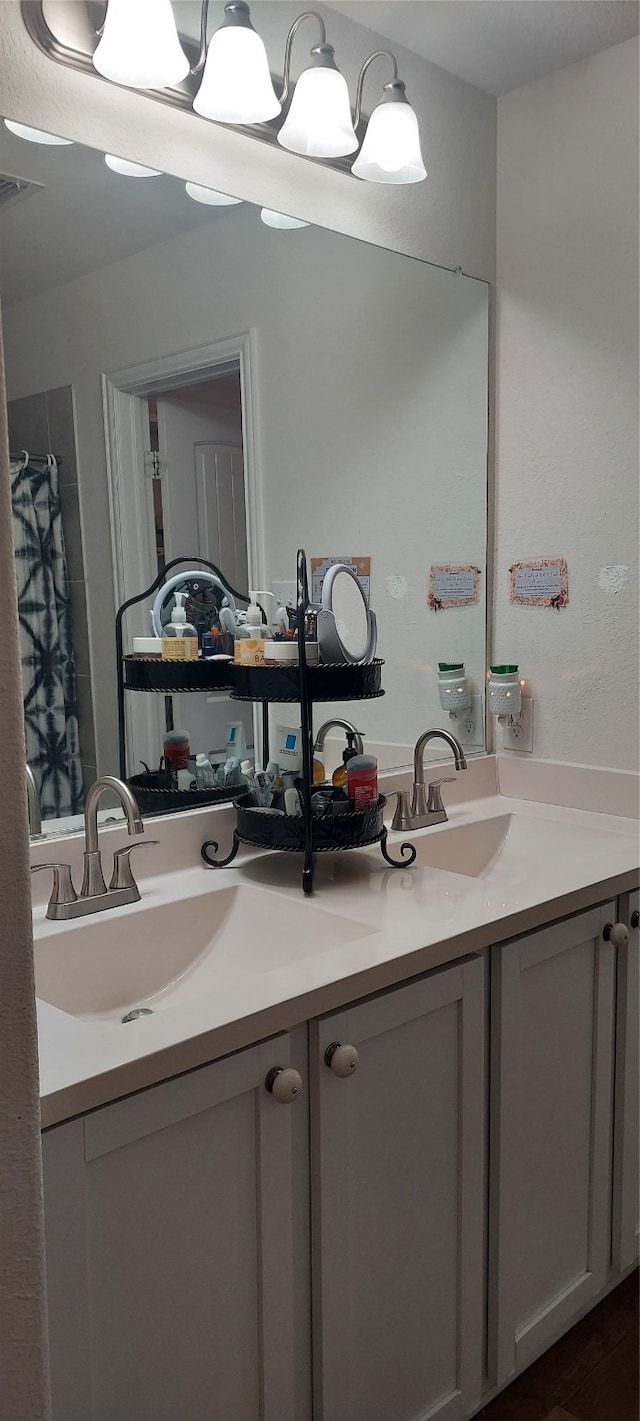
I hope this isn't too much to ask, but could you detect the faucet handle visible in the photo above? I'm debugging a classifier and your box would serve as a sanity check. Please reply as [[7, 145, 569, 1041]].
[[109, 840, 159, 891], [426, 778, 456, 814], [31, 863, 77, 908], [390, 790, 413, 833]]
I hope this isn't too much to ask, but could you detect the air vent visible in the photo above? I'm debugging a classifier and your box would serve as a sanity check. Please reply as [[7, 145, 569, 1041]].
[[0, 173, 44, 215]]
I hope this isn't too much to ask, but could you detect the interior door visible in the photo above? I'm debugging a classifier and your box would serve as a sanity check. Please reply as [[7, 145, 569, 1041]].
[[155, 394, 251, 756]]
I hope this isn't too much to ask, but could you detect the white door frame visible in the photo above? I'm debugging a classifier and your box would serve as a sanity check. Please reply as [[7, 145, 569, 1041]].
[[102, 332, 262, 774]]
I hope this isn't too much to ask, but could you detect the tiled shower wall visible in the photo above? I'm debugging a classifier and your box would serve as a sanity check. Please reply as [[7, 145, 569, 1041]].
[[8, 384, 97, 796]]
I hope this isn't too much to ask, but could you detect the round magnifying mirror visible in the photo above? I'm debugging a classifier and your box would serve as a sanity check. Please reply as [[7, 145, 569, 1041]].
[[318, 564, 377, 663], [331, 568, 370, 660]]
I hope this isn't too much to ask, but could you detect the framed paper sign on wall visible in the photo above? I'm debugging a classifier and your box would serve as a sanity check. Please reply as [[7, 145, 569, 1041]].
[[509, 557, 568, 608], [428, 564, 481, 611]]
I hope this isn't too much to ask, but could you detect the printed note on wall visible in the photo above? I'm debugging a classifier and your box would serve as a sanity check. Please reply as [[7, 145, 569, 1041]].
[[311, 557, 371, 604], [428, 564, 481, 610], [509, 558, 568, 607]]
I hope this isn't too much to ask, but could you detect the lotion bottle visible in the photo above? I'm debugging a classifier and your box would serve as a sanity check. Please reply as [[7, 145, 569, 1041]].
[[161, 592, 198, 662]]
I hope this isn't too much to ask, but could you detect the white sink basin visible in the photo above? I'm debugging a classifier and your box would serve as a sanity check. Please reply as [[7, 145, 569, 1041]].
[[404, 813, 631, 882], [34, 884, 376, 1022]]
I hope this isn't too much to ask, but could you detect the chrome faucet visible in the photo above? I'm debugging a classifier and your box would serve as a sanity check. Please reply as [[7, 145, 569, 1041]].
[[26, 764, 42, 836], [391, 729, 467, 832], [314, 719, 364, 757], [31, 775, 157, 921]]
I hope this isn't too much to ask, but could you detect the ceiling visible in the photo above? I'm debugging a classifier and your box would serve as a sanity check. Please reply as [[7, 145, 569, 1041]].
[[325, 0, 639, 95]]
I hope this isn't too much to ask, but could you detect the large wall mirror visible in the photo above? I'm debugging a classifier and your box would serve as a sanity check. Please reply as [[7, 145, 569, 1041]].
[[0, 120, 489, 837]]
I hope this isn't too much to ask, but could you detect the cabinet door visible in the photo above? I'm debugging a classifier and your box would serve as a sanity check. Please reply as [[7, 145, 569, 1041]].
[[489, 903, 616, 1386], [311, 956, 486, 1421], [612, 888, 639, 1273], [42, 1029, 310, 1421]]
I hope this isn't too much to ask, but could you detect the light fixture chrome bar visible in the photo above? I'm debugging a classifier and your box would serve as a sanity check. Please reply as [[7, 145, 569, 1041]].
[[191, 0, 211, 76]]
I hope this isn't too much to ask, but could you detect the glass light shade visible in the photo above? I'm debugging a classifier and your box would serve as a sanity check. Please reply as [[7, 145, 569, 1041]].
[[104, 154, 162, 177], [278, 66, 358, 158], [193, 27, 281, 123], [352, 101, 427, 184], [4, 121, 73, 145], [260, 209, 309, 229], [185, 182, 242, 206], [93, 0, 189, 89]]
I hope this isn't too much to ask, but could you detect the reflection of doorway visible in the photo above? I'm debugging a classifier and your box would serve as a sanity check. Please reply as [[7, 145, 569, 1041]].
[[149, 372, 247, 592], [103, 334, 259, 777]]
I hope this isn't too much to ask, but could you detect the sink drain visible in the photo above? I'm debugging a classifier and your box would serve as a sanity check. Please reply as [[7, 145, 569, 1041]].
[[121, 1007, 154, 1024]]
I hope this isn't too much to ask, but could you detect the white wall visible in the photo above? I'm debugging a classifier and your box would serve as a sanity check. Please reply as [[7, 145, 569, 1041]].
[[0, 0, 496, 281], [495, 38, 639, 770], [3, 208, 488, 772]]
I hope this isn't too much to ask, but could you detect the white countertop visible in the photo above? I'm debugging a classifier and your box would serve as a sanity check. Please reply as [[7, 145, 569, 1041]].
[[35, 784, 639, 1129]]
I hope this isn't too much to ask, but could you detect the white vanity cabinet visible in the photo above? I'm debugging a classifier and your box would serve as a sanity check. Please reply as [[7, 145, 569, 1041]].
[[310, 955, 487, 1421], [41, 1027, 311, 1421], [612, 888, 639, 1274], [488, 901, 617, 1388]]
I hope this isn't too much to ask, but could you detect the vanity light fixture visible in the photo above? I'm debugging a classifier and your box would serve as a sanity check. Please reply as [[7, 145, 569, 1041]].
[[25, 0, 428, 185], [276, 13, 358, 158], [93, 0, 190, 90], [351, 52, 427, 184], [260, 208, 309, 229], [3, 120, 73, 145], [104, 154, 163, 177], [193, 1, 281, 124], [185, 181, 242, 205]]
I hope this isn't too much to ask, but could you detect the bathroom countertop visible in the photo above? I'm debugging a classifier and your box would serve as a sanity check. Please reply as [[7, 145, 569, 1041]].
[[36, 792, 639, 1128]]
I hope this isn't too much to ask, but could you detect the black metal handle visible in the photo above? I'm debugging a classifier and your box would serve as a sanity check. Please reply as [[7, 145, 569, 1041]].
[[631, 909, 639, 930]]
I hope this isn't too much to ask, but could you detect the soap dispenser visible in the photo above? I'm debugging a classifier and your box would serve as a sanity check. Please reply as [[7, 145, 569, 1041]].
[[332, 731, 359, 788], [234, 593, 270, 666], [161, 592, 198, 661]]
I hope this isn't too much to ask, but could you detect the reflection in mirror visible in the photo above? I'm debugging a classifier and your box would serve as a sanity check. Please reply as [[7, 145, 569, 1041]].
[[0, 123, 489, 838]]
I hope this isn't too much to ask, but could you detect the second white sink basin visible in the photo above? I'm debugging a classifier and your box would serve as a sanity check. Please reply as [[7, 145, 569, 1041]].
[[403, 813, 631, 882], [34, 884, 376, 1022]]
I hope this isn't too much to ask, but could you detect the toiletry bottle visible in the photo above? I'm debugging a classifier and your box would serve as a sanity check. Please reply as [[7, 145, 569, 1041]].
[[194, 753, 216, 789], [161, 592, 198, 662], [332, 731, 359, 788], [163, 730, 190, 772], [347, 754, 378, 811], [234, 593, 270, 666]]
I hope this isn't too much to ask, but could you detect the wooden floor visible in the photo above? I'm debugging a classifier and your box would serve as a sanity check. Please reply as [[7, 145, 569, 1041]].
[[477, 1271, 639, 1421]]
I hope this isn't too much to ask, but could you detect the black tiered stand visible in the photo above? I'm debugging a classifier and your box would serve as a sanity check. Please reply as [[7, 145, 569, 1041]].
[[201, 550, 416, 894], [116, 555, 269, 793]]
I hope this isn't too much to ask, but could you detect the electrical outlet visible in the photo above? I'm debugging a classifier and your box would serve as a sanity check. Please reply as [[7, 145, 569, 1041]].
[[444, 693, 484, 747], [499, 696, 534, 752]]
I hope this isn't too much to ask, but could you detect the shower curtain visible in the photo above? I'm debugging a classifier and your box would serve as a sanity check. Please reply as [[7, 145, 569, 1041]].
[[11, 456, 83, 819]]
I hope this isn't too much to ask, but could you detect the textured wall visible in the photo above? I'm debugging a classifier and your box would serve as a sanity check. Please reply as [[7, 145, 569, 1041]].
[[494, 39, 639, 769], [0, 317, 51, 1415], [0, 0, 496, 281]]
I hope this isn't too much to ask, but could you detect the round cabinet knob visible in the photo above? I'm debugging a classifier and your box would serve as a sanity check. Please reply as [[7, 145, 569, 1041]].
[[324, 1042, 360, 1078], [265, 1067, 302, 1104], [631, 910, 639, 930], [603, 922, 629, 948]]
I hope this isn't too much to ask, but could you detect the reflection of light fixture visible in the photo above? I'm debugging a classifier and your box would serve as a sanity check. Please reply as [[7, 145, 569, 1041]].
[[4, 120, 73, 146], [351, 52, 426, 184], [104, 154, 162, 177], [194, 2, 280, 124], [93, 0, 189, 89], [260, 208, 309, 229], [277, 14, 357, 158], [185, 182, 242, 205]]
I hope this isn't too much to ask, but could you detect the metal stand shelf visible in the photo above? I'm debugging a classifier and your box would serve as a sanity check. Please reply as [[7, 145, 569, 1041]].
[[201, 549, 416, 894]]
